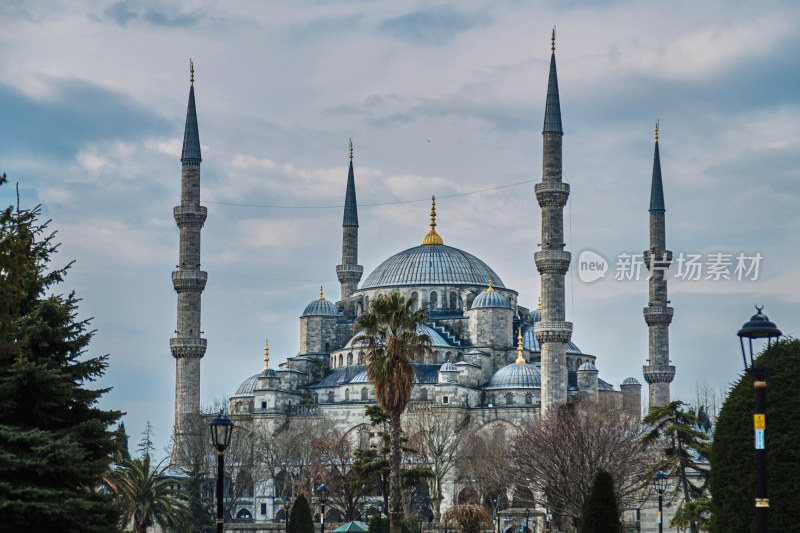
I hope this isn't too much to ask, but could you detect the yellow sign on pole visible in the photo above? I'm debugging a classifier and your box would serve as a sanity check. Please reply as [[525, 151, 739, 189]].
[[754, 414, 765, 430]]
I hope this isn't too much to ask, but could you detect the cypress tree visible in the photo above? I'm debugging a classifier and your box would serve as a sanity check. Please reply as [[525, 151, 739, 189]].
[[288, 493, 315, 533], [711, 339, 800, 533], [579, 469, 620, 533], [0, 176, 122, 532]]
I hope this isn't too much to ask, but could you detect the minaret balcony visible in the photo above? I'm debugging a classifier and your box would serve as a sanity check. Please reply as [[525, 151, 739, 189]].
[[173, 205, 208, 228], [534, 320, 573, 343], [336, 264, 364, 282], [172, 270, 208, 293], [643, 364, 676, 384], [643, 305, 673, 326], [534, 250, 571, 275], [535, 182, 570, 207], [170, 337, 207, 359], [643, 250, 672, 270]]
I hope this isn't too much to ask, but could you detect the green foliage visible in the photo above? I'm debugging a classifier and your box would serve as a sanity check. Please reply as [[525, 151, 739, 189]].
[[185, 458, 215, 532], [643, 400, 710, 533], [579, 469, 619, 533], [137, 420, 155, 458], [104, 454, 190, 533], [113, 421, 130, 460], [368, 514, 413, 533], [288, 493, 315, 533], [710, 339, 800, 533], [0, 176, 122, 531], [441, 503, 491, 533], [671, 498, 711, 532]]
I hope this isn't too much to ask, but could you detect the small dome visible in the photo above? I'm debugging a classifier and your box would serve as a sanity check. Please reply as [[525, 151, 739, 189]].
[[485, 363, 541, 390], [235, 374, 259, 396], [261, 368, 278, 378], [440, 361, 458, 372], [302, 298, 339, 317], [577, 361, 598, 372], [472, 289, 509, 309], [621, 377, 641, 386], [522, 325, 583, 354]]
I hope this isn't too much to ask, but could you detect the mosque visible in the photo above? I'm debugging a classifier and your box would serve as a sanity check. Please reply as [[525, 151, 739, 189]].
[[168, 33, 675, 525]]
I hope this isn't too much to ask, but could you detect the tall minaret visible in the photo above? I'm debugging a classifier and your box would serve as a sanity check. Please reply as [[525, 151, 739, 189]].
[[643, 123, 675, 408], [534, 29, 573, 413], [336, 139, 363, 299], [170, 61, 208, 465]]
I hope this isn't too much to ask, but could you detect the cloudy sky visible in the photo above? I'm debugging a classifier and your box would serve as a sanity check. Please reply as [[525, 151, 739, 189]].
[[2, 0, 799, 458]]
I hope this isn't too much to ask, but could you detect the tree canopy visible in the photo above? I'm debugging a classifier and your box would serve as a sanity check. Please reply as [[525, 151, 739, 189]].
[[579, 469, 620, 533], [0, 175, 122, 531], [710, 338, 800, 533]]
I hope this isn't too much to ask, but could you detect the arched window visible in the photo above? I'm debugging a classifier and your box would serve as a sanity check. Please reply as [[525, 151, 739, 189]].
[[358, 427, 370, 449], [445, 351, 452, 362], [364, 296, 369, 310], [505, 393, 513, 405], [411, 292, 419, 309], [358, 352, 364, 365], [449, 292, 457, 310], [338, 354, 343, 367], [433, 351, 440, 364], [345, 389, 350, 401], [429, 291, 438, 310], [325, 342, 330, 352], [328, 391, 334, 403], [361, 387, 368, 401], [347, 352, 353, 366], [314, 393, 319, 404], [576, 358, 582, 370], [420, 389, 428, 401], [525, 393, 533, 405]]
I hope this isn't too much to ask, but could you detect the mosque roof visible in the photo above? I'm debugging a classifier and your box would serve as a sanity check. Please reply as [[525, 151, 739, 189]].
[[621, 377, 641, 386], [485, 363, 541, 390], [472, 284, 509, 309], [302, 288, 339, 317], [343, 324, 454, 349], [577, 361, 598, 371], [521, 324, 583, 354], [181, 64, 201, 163], [361, 244, 505, 289], [235, 374, 259, 396], [306, 363, 443, 388], [439, 361, 458, 372]]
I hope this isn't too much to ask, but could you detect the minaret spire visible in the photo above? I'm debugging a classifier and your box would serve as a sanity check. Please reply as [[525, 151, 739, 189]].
[[171, 62, 208, 466], [643, 124, 675, 409], [422, 196, 444, 246], [337, 139, 363, 299], [534, 31, 572, 414]]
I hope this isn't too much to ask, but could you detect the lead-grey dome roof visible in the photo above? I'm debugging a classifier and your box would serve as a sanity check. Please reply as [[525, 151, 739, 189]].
[[621, 377, 641, 386], [485, 363, 541, 390], [577, 361, 598, 371], [522, 325, 583, 354], [302, 298, 339, 317], [235, 374, 259, 396], [361, 244, 505, 289], [472, 289, 509, 309]]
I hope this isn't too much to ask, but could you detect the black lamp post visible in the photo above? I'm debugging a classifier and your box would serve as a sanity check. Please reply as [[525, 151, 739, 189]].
[[523, 508, 530, 533], [317, 484, 330, 533], [544, 508, 551, 533], [494, 501, 502, 533], [738, 305, 781, 533], [209, 410, 234, 533], [377, 501, 384, 533], [283, 496, 292, 532], [653, 470, 668, 533]]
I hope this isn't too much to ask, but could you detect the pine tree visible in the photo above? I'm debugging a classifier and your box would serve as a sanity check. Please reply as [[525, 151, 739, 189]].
[[137, 420, 155, 458], [288, 493, 315, 533], [579, 469, 620, 533], [0, 176, 122, 532]]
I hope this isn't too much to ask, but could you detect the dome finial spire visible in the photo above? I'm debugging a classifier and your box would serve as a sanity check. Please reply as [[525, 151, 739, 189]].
[[537, 296, 543, 310], [421, 195, 444, 245], [264, 338, 270, 369], [487, 279, 494, 292], [655, 120, 659, 142], [515, 328, 526, 364], [318, 286, 325, 300], [190, 59, 194, 86], [349, 138, 353, 162], [551, 26, 556, 54]]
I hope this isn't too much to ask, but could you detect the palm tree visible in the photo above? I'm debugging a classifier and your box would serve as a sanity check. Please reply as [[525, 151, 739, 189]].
[[104, 454, 190, 533], [353, 292, 431, 533]]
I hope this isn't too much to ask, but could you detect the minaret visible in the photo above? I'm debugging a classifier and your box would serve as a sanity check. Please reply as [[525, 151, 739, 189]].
[[336, 139, 363, 299], [170, 61, 208, 465], [534, 29, 573, 413], [643, 123, 675, 408]]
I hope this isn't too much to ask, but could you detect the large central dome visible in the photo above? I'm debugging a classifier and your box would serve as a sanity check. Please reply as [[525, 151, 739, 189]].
[[361, 244, 505, 289]]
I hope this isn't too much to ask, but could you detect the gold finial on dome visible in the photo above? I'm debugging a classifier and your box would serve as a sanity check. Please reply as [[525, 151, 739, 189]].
[[551, 26, 556, 54], [537, 297, 542, 310], [264, 338, 270, 369], [318, 286, 325, 300], [655, 120, 659, 142], [349, 138, 353, 162], [515, 328, 525, 364], [487, 279, 494, 292], [190, 59, 194, 86], [421, 195, 444, 246]]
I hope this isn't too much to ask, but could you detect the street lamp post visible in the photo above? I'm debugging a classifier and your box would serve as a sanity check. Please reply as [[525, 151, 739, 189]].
[[544, 508, 551, 533], [738, 306, 781, 533], [653, 470, 668, 533], [209, 410, 234, 533], [377, 501, 384, 533], [317, 484, 330, 533], [523, 508, 530, 533], [495, 501, 502, 533], [283, 496, 292, 533]]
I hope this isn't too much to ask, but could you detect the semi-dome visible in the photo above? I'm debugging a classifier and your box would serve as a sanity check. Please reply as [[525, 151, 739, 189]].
[[621, 377, 641, 386], [440, 361, 458, 372], [261, 368, 278, 378], [235, 374, 259, 396], [577, 361, 598, 371], [485, 363, 541, 390], [361, 244, 505, 289], [472, 282, 509, 309], [302, 288, 339, 317]]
